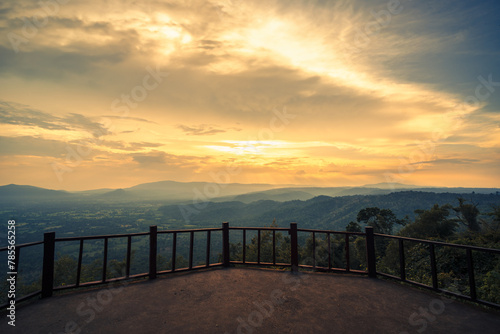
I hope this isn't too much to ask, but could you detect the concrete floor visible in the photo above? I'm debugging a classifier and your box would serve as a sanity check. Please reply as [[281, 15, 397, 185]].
[[2, 268, 500, 333]]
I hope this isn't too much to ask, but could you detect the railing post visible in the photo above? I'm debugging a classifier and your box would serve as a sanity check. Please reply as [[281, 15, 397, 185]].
[[102, 237, 108, 282], [345, 234, 350, 272], [222, 222, 230, 267], [466, 248, 477, 300], [41, 232, 55, 298], [399, 239, 406, 281], [429, 244, 438, 290], [290, 223, 298, 272], [365, 227, 377, 278], [126, 236, 132, 278], [149, 225, 157, 279]]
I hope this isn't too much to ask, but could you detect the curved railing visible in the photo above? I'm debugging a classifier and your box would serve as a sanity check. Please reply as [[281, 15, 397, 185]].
[[1, 223, 499, 309]]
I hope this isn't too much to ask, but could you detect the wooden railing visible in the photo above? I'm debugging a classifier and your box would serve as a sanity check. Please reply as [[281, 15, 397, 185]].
[[1, 223, 499, 309], [373, 233, 500, 308]]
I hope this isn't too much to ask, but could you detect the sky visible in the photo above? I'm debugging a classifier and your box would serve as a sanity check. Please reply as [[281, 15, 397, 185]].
[[0, 0, 499, 191]]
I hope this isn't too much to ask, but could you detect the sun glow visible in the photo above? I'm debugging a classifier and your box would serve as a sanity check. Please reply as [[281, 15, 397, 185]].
[[205, 140, 284, 155]]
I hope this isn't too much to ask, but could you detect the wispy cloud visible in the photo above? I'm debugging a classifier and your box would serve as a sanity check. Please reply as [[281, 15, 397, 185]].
[[0, 100, 69, 130], [409, 158, 480, 166], [0, 100, 109, 136], [132, 150, 204, 169], [177, 124, 234, 136]]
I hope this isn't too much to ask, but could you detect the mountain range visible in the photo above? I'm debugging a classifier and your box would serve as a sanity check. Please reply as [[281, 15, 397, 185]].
[[1, 180, 499, 205]]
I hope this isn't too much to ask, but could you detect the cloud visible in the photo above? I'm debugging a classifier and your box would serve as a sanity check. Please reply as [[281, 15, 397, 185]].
[[409, 158, 480, 166], [177, 124, 228, 135], [0, 100, 69, 130], [0, 100, 110, 137], [0, 135, 67, 157], [63, 113, 110, 137], [0, 44, 129, 80], [102, 115, 156, 124], [101, 140, 164, 151], [132, 150, 203, 169]]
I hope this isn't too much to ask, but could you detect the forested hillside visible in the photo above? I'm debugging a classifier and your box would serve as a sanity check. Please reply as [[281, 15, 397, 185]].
[[163, 191, 500, 231]]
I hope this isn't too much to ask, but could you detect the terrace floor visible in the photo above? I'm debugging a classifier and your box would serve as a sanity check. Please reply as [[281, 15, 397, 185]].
[[2, 268, 500, 334]]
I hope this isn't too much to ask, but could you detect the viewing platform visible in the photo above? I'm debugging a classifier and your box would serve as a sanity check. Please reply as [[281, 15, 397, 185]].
[[3, 268, 500, 333], [2, 222, 500, 332]]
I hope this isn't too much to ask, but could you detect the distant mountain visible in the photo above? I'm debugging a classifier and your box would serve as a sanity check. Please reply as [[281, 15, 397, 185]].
[[0, 184, 72, 203], [1, 181, 499, 205], [362, 182, 423, 189], [130, 180, 277, 196], [75, 188, 115, 195], [97, 188, 136, 199], [117, 180, 282, 202]]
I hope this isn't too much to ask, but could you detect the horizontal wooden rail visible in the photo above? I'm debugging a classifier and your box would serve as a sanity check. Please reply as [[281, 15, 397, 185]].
[[229, 227, 289, 231], [374, 233, 500, 254], [298, 228, 365, 236], [0, 240, 44, 252]]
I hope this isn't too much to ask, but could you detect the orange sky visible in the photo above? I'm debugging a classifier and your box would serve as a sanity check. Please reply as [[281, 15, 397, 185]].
[[1, 0, 499, 190]]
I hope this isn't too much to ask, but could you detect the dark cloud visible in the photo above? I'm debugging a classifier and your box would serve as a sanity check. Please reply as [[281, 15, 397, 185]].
[[0, 44, 130, 79], [0, 6, 12, 20], [0, 100, 69, 130], [63, 113, 110, 137], [0, 100, 110, 136], [197, 39, 223, 50], [0, 12, 138, 79]]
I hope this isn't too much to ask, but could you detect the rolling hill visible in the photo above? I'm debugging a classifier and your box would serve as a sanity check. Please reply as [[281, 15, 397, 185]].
[[161, 191, 500, 231]]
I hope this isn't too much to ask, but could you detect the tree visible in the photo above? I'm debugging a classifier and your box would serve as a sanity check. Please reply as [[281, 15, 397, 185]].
[[54, 254, 77, 286], [399, 204, 457, 240], [356, 207, 406, 235], [345, 221, 361, 232], [453, 197, 480, 232], [481, 205, 500, 235]]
